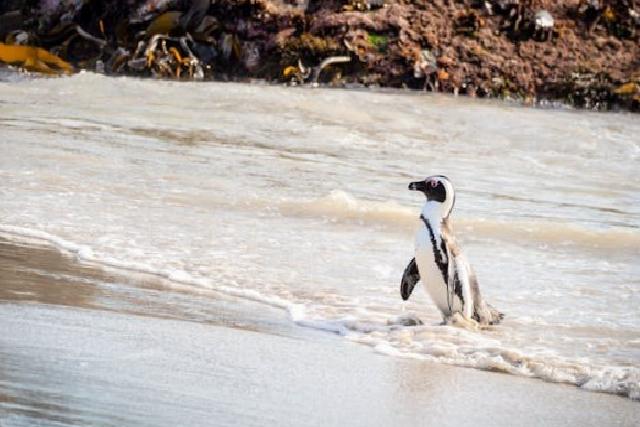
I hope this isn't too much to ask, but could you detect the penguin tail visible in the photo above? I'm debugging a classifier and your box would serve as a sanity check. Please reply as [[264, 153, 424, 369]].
[[474, 301, 504, 325], [487, 303, 504, 325]]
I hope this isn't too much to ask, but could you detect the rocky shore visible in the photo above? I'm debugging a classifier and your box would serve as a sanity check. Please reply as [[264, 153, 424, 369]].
[[1, 1, 639, 110]]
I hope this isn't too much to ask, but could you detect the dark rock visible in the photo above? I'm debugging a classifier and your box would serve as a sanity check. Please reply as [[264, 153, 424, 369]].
[[0, 0, 637, 110], [0, 10, 25, 39]]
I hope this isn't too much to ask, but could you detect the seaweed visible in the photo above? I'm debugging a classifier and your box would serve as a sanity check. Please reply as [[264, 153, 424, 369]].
[[0, 43, 73, 74]]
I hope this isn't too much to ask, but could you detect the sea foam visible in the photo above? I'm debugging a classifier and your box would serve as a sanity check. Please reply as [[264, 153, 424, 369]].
[[1, 223, 638, 401]]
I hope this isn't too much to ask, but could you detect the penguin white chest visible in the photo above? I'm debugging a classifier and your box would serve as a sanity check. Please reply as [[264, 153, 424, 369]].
[[415, 226, 460, 316]]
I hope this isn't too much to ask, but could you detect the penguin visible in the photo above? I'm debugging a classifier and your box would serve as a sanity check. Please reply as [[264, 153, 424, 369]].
[[400, 175, 503, 325]]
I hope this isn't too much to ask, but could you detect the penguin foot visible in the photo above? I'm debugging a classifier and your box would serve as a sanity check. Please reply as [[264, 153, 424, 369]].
[[446, 313, 480, 331]]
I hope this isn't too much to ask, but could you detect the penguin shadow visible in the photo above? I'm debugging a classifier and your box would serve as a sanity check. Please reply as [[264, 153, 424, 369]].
[[387, 313, 424, 328], [388, 312, 496, 332]]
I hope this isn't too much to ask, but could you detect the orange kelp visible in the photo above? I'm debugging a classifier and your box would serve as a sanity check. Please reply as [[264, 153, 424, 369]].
[[0, 43, 73, 74]]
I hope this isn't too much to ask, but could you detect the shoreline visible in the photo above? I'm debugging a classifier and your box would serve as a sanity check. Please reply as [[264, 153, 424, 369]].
[[1, 237, 639, 426]]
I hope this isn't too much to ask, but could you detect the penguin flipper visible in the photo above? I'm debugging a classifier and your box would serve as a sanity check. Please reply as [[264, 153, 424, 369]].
[[400, 258, 421, 301]]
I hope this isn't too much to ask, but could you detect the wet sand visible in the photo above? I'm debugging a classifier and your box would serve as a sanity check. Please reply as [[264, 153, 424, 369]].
[[0, 238, 638, 427]]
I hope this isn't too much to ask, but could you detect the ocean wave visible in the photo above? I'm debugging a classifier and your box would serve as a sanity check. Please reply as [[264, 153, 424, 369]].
[[278, 190, 415, 228], [0, 224, 292, 311], [277, 190, 640, 251]]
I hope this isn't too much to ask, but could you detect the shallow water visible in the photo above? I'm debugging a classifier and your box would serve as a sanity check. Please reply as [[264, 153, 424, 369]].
[[1, 73, 639, 399]]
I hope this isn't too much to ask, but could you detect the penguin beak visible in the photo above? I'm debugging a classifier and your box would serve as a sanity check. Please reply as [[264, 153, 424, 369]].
[[408, 181, 427, 192]]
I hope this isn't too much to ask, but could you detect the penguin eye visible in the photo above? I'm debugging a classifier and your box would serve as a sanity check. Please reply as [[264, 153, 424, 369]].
[[429, 179, 439, 188]]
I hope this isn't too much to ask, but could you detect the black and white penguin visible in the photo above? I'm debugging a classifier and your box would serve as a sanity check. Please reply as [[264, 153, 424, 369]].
[[400, 175, 503, 325]]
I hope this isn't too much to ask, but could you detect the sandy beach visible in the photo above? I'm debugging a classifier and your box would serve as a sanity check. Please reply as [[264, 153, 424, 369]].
[[1, 238, 638, 427]]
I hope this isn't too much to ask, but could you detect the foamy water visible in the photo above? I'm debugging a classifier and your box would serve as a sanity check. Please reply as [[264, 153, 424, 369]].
[[1, 73, 639, 399]]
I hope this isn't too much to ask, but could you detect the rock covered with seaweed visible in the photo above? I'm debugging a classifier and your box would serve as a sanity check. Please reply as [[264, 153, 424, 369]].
[[0, 0, 638, 110]]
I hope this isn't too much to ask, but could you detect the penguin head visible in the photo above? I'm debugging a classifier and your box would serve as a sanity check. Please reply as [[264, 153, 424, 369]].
[[409, 175, 455, 218]]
